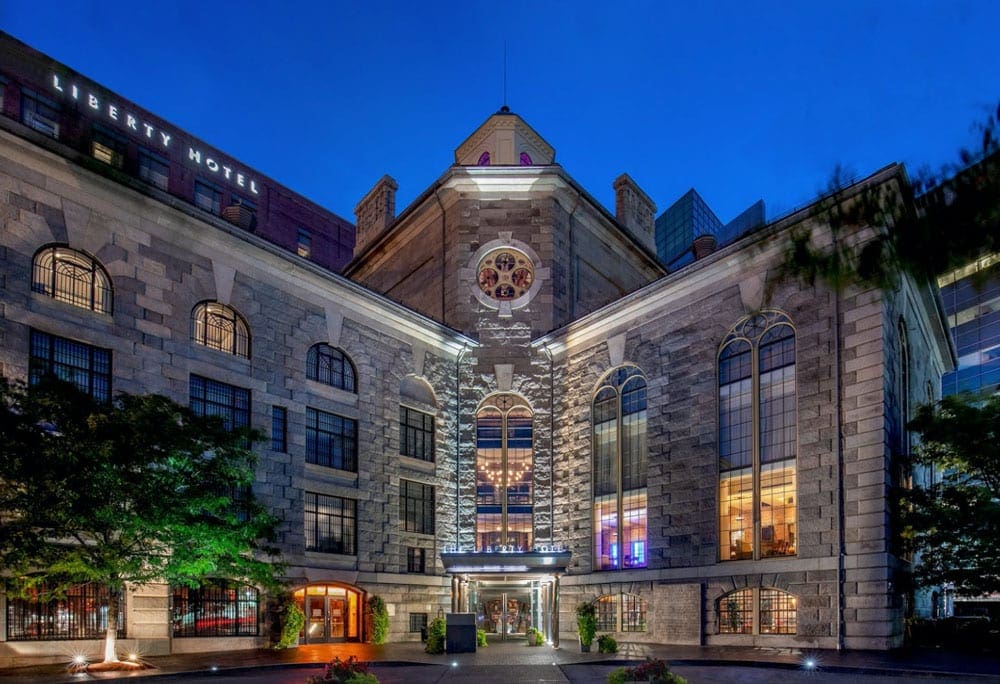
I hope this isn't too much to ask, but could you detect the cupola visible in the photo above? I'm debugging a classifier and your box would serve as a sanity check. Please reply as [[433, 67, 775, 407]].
[[454, 107, 556, 166]]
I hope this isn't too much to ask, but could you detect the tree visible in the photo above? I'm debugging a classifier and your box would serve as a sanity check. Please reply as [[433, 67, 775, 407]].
[[901, 394, 1000, 596], [776, 101, 1000, 293], [0, 376, 283, 665]]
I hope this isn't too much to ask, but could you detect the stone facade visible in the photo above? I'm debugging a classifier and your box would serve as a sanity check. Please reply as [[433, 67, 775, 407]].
[[0, 39, 955, 663]]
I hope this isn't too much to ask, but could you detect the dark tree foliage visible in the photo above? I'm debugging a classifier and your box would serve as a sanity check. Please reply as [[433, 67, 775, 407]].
[[778, 101, 1000, 292], [0, 376, 283, 661], [902, 394, 1000, 595]]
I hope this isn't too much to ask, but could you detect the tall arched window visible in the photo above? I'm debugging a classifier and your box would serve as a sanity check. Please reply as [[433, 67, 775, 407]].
[[192, 301, 250, 358], [593, 366, 647, 570], [476, 394, 532, 551], [32, 245, 112, 314], [719, 311, 796, 561], [306, 343, 356, 392]]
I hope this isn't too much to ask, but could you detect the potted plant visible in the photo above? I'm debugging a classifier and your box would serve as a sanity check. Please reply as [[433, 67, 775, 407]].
[[576, 602, 597, 652]]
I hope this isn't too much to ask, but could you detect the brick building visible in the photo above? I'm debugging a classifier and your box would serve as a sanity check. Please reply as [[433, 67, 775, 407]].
[[0, 32, 954, 663]]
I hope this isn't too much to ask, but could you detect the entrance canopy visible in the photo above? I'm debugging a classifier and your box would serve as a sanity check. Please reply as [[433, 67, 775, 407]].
[[441, 549, 571, 576]]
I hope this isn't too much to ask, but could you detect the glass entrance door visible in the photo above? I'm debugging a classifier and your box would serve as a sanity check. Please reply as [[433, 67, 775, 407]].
[[479, 591, 530, 640], [295, 584, 361, 643]]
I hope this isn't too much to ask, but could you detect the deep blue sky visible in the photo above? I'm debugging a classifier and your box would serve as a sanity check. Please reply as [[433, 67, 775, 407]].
[[2, 2, 998, 224]]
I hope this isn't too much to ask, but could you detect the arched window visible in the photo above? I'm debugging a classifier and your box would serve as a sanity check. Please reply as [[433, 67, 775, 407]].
[[476, 394, 532, 551], [719, 311, 796, 561], [898, 319, 910, 457], [718, 587, 796, 635], [192, 301, 250, 358], [400, 375, 436, 462], [477, 151, 491, 166], [31, 245, 112, 314], [593, 366, 647, 571], [306, 343, 356, 392], [594, 593, 647, 632], [519, 152, 533, 166]]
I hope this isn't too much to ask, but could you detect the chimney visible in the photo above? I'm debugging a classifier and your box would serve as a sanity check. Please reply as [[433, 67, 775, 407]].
[[353, 175, 398, 257], [692, 233, 718, 260], [613, 173, 656, 253]]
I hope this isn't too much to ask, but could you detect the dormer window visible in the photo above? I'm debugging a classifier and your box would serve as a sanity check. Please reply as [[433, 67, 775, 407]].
[[477, 151, 491, 166]]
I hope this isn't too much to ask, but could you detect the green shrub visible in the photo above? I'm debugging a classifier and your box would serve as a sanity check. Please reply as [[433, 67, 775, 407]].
[[576, 602, 597, 647], [606, 667, 628, 684], [526, 626, 544, 646], [367, 595, 389, 645], [306, 656, 378, 683], [476, 628, 488, 647], [275, 601, 305, 649], [597, 633, 618, 653], [425, 617, 446, 654]]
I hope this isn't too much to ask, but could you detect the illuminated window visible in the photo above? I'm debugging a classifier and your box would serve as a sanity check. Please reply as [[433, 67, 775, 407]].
[[192, 301, 250, 358], [593, 594, 647, 633], [189, 375, 250, 433], [29, 329, 111, 402], [32, 245, 113, 314], [5, 581, 124, 641], [401, 479, 435, 535], [476, 394, 533, 550], [20, 88, 59, 138], [297, 228, 312, 258], [593, 366, 647, 571], [306, 407, 357, 472], [138, 148, 169, 190], [306, 343, 356, 392], [91, 125, 126, 168], [478, 151, 491, 166], [718, 588, 796, 635], [172, 580, 258, 637], [305, 492, 357, 555], [194, 179, 223, 215], [719, 311, 796, 561], [519, 152, 533, 166], [477, 248, 534, 302]]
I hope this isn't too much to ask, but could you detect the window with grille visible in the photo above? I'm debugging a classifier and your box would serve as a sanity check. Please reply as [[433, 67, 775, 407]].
[[138, 148, 169, 190], [29, 329, 111, 402], [594, 595, 617, 631], [306, 343, 356, 391], [306, 407, 358, 471], [192, 301, 250, 358], [400, 406, 435, 461], [32, 245, 113, 314], [718, 587, 796, 635], [407, 547, 426, 573], [271, 406, 287, 452], [305, 492, 357, 555], [172, 580, 259, 637], [5, 582, 124, 641], [401, 480, 435, 535], [189, 374, 250, 433], [409, 612, 428, 633]]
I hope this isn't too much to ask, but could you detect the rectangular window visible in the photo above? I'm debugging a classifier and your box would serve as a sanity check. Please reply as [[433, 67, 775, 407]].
[[305, 407, 357, 471], [91, 125, 126, 168], [407, 547, 426, 573], [138, 148, 169, 190], [400, 480, 435, 535], [305, 491, 357, 555], [297, 228, 312, 258], [621, 594, 647, 632], [408, 612, 428, 633], [5, 582, 124, 641], [172, 581, 259, 637], [189, 374, 250, 432], [271, 406, 287, 452], [194, 180, 223, 215], [21, 88, 60, 138], [400, 406, 435, 461], [29, 329, 111, 402], [595, 596, 616, 632]]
